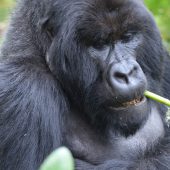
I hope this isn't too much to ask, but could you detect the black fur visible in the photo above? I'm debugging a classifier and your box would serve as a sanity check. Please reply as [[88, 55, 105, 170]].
[[0, 0, 170, 169]]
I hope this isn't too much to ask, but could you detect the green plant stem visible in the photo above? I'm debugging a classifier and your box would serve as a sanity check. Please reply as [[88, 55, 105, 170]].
[[144, 91, 170, 107]]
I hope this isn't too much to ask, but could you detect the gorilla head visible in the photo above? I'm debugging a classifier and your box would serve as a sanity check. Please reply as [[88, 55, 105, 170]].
[[1, 0, 169, 169], [43, 0, 162, 136]]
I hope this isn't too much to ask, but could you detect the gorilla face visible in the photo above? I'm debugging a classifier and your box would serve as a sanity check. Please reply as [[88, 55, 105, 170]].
[[47, 0, 162, 136]]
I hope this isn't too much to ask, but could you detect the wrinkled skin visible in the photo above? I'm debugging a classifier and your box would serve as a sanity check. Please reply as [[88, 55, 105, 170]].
[[0, 0, 170, 169]]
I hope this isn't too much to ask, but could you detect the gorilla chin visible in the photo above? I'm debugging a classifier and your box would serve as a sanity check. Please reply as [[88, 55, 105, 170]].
[[109, 97, 150, 136]]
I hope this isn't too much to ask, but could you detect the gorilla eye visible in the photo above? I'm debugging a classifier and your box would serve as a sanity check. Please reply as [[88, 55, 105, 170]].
[[46, 27, 54, 39], [93, 44, 106, 50], [89, 45, 110, 60], [92, 40, 107, 50], [121, 32, 135, 43]]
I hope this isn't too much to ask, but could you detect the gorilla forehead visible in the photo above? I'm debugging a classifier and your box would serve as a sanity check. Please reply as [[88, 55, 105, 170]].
[[54, 0, 148, 27], [57, 0, 152, 43]]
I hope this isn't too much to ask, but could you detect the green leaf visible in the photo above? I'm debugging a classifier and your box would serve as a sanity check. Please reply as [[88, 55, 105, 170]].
[[39, 147, 74, 170]]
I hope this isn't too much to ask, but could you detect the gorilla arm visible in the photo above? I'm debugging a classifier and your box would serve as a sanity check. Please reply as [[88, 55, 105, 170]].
[[75, 159, 133, 170], [75, 138, 170, 170], [0, 57, 63, 170]]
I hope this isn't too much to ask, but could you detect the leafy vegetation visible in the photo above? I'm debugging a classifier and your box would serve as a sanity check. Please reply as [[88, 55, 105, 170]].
[[39, 147, 74, 170], [0, 0, 15, 43], [145, 0, 170, 50], [0, 0, 14, 21]]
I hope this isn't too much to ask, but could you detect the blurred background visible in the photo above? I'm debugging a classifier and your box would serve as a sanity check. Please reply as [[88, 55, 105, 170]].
[[0, 0, 170, 51]]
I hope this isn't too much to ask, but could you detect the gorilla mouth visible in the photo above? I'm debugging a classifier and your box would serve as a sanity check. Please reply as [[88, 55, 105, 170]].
[[122, 97, 144, 107], [110, 97, 146, 109]]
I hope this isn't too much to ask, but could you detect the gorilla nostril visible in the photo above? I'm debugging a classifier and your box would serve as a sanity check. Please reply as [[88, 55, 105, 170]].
[[129, 66, 138, 76], [134, 66, 138, 71], [114, 72, 129, 84]]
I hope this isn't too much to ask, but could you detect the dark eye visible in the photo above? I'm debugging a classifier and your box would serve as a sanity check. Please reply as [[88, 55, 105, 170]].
[[46, 27, 54, 39], [92, 40, 106, 50], [121, 32, 135, 43], [93, 44, 106, 51], [89, 45, 110, 60]]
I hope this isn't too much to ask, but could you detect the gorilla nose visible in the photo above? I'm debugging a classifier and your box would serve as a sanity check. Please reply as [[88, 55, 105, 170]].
[[113, 64, 138, 84], [108, 60, 146, 96]]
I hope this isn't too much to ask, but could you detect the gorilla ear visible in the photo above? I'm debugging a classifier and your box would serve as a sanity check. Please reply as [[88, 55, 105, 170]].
[[38, 16, 54, 39], [45, 37, 59, 73]]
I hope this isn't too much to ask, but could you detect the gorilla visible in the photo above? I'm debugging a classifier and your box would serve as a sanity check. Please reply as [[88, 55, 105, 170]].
[[0, 0, 170, 169]]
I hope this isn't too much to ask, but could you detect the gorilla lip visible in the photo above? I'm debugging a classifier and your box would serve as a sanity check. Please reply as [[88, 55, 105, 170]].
[[122, 97, 144, 107], [110, 97, 145, 109]]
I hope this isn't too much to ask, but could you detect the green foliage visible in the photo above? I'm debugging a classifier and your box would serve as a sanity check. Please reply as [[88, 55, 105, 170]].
[[0, 0, 14, 21], [145, 0, 170, 50], [0, 0, 15, 43], [0, 0, 14, 6], [39, 147, 74, 170], [0, 8, 11, 21]]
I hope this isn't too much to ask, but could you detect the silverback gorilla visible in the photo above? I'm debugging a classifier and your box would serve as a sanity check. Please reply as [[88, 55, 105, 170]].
[[0, 0, 170, 169]]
